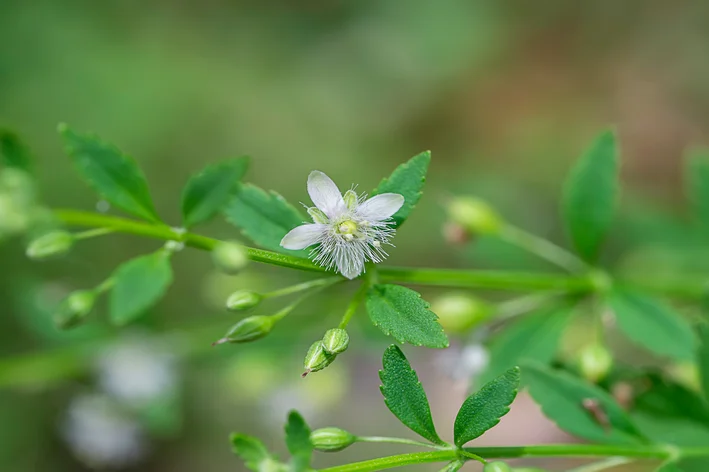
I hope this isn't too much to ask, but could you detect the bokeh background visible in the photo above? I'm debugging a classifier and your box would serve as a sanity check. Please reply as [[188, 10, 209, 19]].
[[2, 1, 709, 471]]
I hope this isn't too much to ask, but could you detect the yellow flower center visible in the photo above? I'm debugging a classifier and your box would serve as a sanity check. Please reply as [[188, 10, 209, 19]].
[[338, 220, 357, 235]]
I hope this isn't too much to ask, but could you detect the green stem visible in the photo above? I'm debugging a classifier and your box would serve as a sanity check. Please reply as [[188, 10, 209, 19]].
[[263, 278, 340, 299], [355, 436, 447, 450], [74, 227, 115, 240], [499, 224, 588, 273], [338, 282, 369, 329], [566, 457, 633, 472], [319, 444, 706, 472]]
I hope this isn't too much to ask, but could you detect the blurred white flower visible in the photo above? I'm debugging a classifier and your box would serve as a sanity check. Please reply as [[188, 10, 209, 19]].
[[97, 336, 177, 406], [61, 394, 147, 468], [436, 342, 490, 383], [280, 171, 404, 279]]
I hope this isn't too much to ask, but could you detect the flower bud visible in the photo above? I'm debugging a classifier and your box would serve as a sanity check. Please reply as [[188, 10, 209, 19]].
[[577, 344, 613, 383], [212, 241, 249, 275], [54, 290, 96, 329], [484, 462, 512, 472], [226, 290, 262, 312], [322, 328, 349, 355], [309, 427, 356, 452], [430, 293, 492, 334], [213, 315, 275, 345], [302, 341, 336, 377], [446, 197, 501, 235], [26, 230, 75, 260]]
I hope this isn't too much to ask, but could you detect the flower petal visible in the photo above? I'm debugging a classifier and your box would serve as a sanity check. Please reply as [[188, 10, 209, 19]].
[[307, 171, 346, 219], [280, 224, 327, 250], [357, 193, 405, 221], [337, 253, 364, 279]]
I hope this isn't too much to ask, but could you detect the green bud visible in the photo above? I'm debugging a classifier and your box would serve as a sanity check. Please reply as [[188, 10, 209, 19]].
[[307, 206, 329, 224], [214, 315, 275, 345], [446, 197, 501, 235], [309, 427, 357, 452], [54, 290, 96, 329], [578, 344, 613, 383], [343, 190, 359, 211], [484, 461, 512, 472], [226, 290, 262, 311], [303, 341, 336, 377], [212, 241, 249, 275], [430, 293, 492, 333], [322, 328, 349, 355], [26, 230, 75, 260]]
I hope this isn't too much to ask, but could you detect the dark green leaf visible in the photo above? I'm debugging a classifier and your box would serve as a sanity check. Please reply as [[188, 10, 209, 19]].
[[633, 374, 709, 430], [109, 250, 173, 325], [366, 284, 449, 349], [699, 325, 709, 401], [0, 130, 32, 172], [59, 124, 160, 222], [372, 151, 430, 227], [480, 304, 573, 384], [225, 183, 307, 256], [454, 367, 520, 446], [686, 150, 709, 238], [379, 345, 445, 445], [181, 157, 249, 228], [230, 433, 279, 472], [656, 462, 685, 472], [284, 410, 312, 472], [562, 130, 619, 262], [608, 291, 695, 361], [523, 363, 645, 444]]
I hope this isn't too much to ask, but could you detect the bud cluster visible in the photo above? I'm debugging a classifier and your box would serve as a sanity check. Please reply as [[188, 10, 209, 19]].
[[303, 328, 349, 377]]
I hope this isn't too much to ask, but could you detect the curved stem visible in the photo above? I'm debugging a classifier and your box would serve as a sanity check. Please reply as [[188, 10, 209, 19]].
[[355, 436, 447, 450], [499, 224, 588, 273], [339, 282, 369, 329], [263, 278, 340, 299]]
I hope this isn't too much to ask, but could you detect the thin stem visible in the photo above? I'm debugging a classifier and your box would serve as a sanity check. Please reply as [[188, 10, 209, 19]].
[[498, 224, 588, 273], [74, 227, 115, 240], [456, 450, 487, 464], [339, 282, 369, 329], [263, 278, 340, 299], [270, 280, 337, 322], [566, 457, 634, 472], [355, 436, 447, 450]]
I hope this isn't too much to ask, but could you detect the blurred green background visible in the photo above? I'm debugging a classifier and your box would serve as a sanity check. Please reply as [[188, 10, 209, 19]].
[[3, 1, 709, 471]]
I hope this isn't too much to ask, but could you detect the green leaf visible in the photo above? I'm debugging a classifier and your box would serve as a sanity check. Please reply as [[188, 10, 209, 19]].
[[480, 304, 573, 384], [366, 284, 449, 349], [225, 183, 307, 256], [109, 250, 173, 325], [454, 367, 520, 446], [608, 291, 696, 361], [0, 130, 32, 172], [562, 130, 619, 262], [180, 157, 249, 228], [284, 410, 312, 472], [633, 374, 709, 429], [523, 363, 645, 444], [686, 149, 709, 237], [699, 325, 709, 401], [230, 433, 280, 472], [59, 124, 160, 222], [379, 345, 445, 445], [372, 151, 430, 227], [657, 462, 684, 472]]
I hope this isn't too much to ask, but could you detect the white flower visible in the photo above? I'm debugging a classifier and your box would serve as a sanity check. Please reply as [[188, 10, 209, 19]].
[[280, 171, 404, 279]]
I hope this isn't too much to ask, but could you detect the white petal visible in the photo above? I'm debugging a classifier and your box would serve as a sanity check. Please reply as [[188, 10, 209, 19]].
[[307, 171, 346, 219], [356, 193, 404, 221], [280, 224, 327, 250], [337, 253, 364, 279]]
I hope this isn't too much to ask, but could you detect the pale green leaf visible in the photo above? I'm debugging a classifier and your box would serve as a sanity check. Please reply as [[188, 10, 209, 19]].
[[379, 345, 444, 445], [562, 130, 619, 262], [59, 124, 160, 222], [284, 410, 312, 472], [372, 151, 430, 227], [109, 250, 173, 325], [454, 367, 520, 446], [181, 157, 249, 228], [225, 183, 307, 256], [230, 434, 275, 472], [608, 291, 695, 361], [0, 129, 32, 172], [523, 363, 645, 444], [480, 304, 573, 384], [366, 284, 449, 349]]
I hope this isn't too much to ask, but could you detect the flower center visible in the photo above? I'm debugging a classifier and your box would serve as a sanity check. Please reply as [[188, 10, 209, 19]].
[[338, 220, 358, 235]]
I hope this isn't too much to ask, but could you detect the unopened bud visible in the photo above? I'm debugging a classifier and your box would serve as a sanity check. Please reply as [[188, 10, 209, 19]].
[[226, 290, 262, 311], [303, 341, 336, 377], [54, 290, 95, 329], [212, 241, 249, 275], [446, 197, 501, 235], [322, 329, 349, 355], [431, 293, 492, 333], [578, 344, 613, 383], [213, 315, 275, 345], [26, 230, 74, 260], [309, 427, 356, 452], [484, 462, 512, 472]]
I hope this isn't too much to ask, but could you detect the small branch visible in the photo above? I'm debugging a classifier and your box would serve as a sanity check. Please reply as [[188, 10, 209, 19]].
[[498, 224, 588, 273], [339, 282, 369, 329], [354, 436, 448, 450]]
